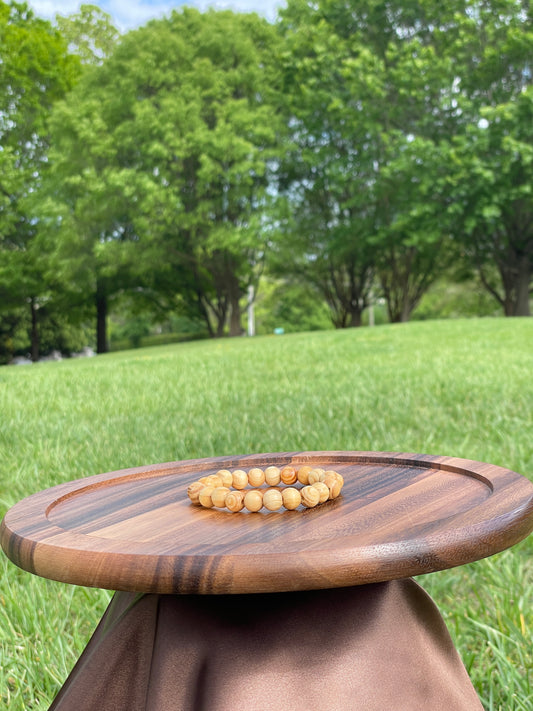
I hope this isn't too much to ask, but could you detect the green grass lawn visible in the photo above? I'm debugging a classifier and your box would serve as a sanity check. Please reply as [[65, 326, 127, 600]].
[[1, 317, 532, 710]]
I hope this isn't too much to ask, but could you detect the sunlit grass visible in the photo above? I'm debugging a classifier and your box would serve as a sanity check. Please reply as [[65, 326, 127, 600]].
[[1, 317, 532, 709]]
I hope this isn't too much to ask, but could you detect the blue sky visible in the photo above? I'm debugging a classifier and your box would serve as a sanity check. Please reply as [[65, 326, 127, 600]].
[[28, 0, 286, 30]]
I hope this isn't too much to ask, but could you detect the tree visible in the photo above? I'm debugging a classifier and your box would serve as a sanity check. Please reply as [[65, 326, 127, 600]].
[[275, 1, 380, 327], [277, 0, 533, 323], [276, 0, 464, 326], [0, 1, 81, 360], [55, 4, 119, 65], [46, 9, 281, 341], [38, 5, 123, 354], [371, 134, 459, 322], [442, 1, 533, 315], [448, 90, 533, 316]]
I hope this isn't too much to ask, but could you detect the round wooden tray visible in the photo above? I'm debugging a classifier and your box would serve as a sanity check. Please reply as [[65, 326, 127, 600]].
[[2, 451, 533, 594]]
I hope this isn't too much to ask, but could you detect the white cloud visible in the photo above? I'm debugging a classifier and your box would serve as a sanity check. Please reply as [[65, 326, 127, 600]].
[[29, 0, 81, 18], [28, 0, 286, 30], [105, 0, 179, 29]]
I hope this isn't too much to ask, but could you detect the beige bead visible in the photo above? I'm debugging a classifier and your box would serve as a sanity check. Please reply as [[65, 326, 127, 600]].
[[325, 470, 343, 484], [312, 481, 330, 503], [282, 487, 302, 510], [232, 469, 248, 490], [216, 469, 234, 487], [324, 474, 342, 498], [211, 486, 230, 508], [324, 471, 343, 498], [297, 465, 312, 485], [187, 481, 205, 505], [248, 467, 265, 487], [263, 488, 283, 511], [264, 466, 281, 486], [329, 471, 344, 488], [301, 485, 320, 508], [225, 490, 245, 512], [198, 486, 215, 508], [244, 489, 264, 512], [203, 474, 223, 488], [280, 465, 297, 485], [308, 468, 326, 484]]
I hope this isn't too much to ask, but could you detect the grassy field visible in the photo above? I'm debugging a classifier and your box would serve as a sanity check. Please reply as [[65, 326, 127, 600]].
[[0, 317, 532, 710]]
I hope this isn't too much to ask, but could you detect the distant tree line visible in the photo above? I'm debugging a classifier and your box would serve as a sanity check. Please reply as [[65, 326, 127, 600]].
[[1, 0, 531, 362]]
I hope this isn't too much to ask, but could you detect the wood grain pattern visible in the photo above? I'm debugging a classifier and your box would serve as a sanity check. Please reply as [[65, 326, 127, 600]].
[[2, 451, 533, 594]]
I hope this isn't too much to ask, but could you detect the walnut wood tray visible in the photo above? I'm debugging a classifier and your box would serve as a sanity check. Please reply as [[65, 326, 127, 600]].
[[2, 451, 533, 594]]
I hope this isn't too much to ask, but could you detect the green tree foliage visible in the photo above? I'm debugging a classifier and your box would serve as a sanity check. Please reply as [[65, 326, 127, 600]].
[[277, 0, 533, 323], [46, 9, 281, 345], [55, 4, 119, 65], [2, 1, 531, 362], [444, 3, 533, 316], [276, 0, 462, 325], [0, 1, 80, 362], [275, 1, 377, 326], [39, 6, 123, 354], [447, 97, 533, 315], [255, 279, 332, 334]]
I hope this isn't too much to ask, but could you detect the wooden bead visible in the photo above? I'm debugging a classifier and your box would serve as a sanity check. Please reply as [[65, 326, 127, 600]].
[[198, 486, 215, 508], [225, 490, 245, 512], [232, 469, 248, 490], [282, 487, 302, 510], [211, 486, 230, 508], [263, 489, 283, 511], [328, 471, 344, 490], [264, 466, 281, 486], [244, 489, 264, 512], [216, 469, 234, 487], [297, 465, 312, 485], [203, 474, 223, 488], [325, 470, 343, 483], [324, 472, 342, 498], [308, 468, 326, 484], [280, 466, 297, 485], [187, 481, 205, 505], [301, 485, 320, 508], [190, 465, 343, 513], [312, 481, 330, 503], [248, 467, 265, 487]]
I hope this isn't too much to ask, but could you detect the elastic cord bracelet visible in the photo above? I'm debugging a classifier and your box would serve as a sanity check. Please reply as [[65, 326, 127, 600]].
[[187, 465, 343, 512]]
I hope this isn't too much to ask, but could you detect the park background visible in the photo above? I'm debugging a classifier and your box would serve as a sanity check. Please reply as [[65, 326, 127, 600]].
[[1, 0, 532, 361], [1, 1, 532, 709]]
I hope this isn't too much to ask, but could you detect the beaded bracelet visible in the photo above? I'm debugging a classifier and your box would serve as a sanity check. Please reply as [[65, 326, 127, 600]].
[[187, 465, 344, 513]]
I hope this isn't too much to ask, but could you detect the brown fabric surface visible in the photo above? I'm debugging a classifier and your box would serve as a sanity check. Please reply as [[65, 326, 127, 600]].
[[49, 579, 483, 711]]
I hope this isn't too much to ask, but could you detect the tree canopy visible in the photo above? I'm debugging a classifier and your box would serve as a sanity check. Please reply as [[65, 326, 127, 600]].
[[0, 0, 531, 361], [0, 0, 81, 361], [45, 8, 282, 348], [276, 0, 533, 322]]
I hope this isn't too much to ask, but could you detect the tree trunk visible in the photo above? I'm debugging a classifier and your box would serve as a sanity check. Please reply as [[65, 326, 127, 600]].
[[498, 253, 531, 317], [96, 287, 108, 354], [30, 298, 40, 362], [215, 316, 226, 338], [227, 271, 242, 337], [513, 255, 531, 316], [349, 308, 362, 327], [196, 293, 215, 338], [228, 297, 242, 336], [324, 261, 371, 329], [400, 300, 412, 323]]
